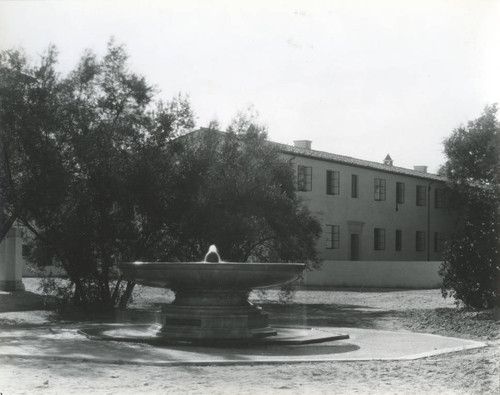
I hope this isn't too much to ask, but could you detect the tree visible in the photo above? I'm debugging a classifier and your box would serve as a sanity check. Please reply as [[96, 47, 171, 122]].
[[439, 104, 500, 309], [161, 115, 322, 266], [0, 48, 58, 243], [1, 41, 195, 310]]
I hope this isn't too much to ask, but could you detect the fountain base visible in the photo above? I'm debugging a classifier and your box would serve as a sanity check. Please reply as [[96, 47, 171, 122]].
[[152, 303, 277, 340]]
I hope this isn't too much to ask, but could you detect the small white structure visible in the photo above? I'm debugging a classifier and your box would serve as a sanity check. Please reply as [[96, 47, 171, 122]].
[[0, 226, 25, 291]]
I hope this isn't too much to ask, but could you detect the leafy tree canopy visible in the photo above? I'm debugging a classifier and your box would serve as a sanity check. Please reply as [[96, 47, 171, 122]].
[[162, 116, 322, 264], [1, 40, 195, 309]]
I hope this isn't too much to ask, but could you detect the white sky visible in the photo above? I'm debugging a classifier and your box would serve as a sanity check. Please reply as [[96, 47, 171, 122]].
[[1, 0, 499, 173]]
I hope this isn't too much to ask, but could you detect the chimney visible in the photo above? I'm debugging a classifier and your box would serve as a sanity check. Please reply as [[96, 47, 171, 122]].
[[294, 140, 312, 150], [383, 154, 393, 166], [413, 165, 428, 173]]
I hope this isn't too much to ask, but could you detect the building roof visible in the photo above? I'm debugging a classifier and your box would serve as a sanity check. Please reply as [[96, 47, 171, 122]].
[[187, 128, 446, 182], [269, 140, 445, 182]]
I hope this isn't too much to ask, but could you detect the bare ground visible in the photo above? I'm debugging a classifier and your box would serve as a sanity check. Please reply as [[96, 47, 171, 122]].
[[0, 279, 498, 395]]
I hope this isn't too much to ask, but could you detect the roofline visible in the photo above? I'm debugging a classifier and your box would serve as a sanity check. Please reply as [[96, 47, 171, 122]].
[[188, 128, 447, 182], [270, 141, 446, 182]]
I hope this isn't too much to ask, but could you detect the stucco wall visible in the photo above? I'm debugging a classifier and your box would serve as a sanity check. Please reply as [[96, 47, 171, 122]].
[[285, 153, 456, 262], [302, 260, 443, 289]]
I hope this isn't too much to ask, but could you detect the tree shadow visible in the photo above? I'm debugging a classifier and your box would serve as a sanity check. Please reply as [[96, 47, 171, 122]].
[[260, 303, 398, 330]]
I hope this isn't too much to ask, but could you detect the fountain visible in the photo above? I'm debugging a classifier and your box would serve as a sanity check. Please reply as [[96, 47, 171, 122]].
[[118, 245, 306, 342], [75, 247, 485, 364]]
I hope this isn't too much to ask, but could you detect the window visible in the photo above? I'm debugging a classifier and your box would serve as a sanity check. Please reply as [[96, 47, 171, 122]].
[[416, 231, 426, 252], [297, 165, 312, 191], [326, 170, 340, 195], [416, 185, 427, 206], [374, 178, 386, 201], [351, 174, 358, 198], [434, 232, 445, 253], [374, 228, 385, 250], [435, 189, 447, 208], [326, 225, 340, 249], [395, 229, 402, 251], [396, 182, 405, 204]]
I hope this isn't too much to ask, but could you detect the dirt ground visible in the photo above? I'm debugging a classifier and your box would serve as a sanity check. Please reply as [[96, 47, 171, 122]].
[[0, 279, 499, 395]]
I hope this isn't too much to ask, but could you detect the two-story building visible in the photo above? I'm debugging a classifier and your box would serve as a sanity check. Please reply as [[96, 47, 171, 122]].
[[165, 128, 457, 287], [272, 139, 455, 264]]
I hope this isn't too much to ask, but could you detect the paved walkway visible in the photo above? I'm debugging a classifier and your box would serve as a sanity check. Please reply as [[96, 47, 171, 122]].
[[0, 323, 485, 366]]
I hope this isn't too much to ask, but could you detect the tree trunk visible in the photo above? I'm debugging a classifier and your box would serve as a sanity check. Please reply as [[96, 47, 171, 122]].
[[118, 281, 135, 309]]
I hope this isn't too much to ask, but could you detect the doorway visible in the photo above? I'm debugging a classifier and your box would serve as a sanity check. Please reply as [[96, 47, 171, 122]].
[[350, 233, 360, 261]]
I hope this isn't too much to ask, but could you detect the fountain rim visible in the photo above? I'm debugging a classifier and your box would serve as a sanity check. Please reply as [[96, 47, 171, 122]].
[[119, 261, 307, 271], [119, 261, 306, 290], [121, 261, 306, 266]]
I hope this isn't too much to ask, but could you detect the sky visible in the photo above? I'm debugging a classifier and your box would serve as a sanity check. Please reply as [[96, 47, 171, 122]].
[[1, 0, 499, 173]]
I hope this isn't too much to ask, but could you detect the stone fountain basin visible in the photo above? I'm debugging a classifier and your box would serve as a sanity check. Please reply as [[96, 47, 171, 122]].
[[119, 262, 305, 291]]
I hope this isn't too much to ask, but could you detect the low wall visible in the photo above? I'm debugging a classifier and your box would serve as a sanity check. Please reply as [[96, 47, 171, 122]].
[[302, 260, 443, 289]]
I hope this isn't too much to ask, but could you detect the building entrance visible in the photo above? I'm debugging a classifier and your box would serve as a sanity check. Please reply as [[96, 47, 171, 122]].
[[350, 233, 360, 261]]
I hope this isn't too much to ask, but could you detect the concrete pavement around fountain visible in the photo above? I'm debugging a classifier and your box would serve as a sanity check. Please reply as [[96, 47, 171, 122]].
[[0, 323, 486, 366]]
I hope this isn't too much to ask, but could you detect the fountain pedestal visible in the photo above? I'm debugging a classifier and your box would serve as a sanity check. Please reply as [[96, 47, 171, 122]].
[[151, 288, 276, 340], [151, 304, 275, 340]]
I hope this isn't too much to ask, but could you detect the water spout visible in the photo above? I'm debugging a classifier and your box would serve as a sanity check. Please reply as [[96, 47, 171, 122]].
[[204, 244, 221, 263]]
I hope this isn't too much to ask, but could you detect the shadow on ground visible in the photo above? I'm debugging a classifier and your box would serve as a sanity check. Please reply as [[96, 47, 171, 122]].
[[262, 303, 397, 330]]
